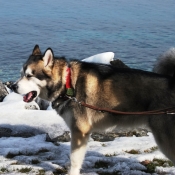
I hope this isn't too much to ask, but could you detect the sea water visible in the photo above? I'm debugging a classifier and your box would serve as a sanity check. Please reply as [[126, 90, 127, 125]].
[[0, 0, 175, 82]]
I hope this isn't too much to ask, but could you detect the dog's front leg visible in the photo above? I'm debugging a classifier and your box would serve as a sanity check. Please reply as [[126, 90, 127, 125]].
[[69, 130, 90, 175]]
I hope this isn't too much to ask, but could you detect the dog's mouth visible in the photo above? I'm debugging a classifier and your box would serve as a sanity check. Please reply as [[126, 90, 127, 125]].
[[23, 91, 37, 103]]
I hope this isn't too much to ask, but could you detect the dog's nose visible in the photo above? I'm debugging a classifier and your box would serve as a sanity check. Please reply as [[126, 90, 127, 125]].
[[11, 83, 18, 92]]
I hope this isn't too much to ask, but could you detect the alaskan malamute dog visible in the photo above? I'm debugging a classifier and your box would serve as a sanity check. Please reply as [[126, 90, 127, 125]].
[[13, 45, 175, 175]]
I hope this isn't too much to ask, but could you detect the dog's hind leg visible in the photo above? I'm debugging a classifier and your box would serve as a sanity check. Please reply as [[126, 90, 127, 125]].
[[150, 115, 175, 164], [69, 130, 90, 175]]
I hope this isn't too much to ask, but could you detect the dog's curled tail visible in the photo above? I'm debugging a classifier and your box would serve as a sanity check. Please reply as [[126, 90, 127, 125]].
[[153, 48, 175, 76]]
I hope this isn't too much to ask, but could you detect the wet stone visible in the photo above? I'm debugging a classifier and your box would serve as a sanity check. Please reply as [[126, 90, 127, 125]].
[[0, 81, 8, 102]]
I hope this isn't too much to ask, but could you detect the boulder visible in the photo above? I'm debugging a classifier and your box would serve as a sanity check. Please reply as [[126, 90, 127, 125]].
[[0, 81, 8, 102], [3, 81, 14, 90], [35, 97, 50, 110]]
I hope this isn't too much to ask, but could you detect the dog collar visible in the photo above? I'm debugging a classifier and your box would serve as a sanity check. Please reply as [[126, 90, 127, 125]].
[[66, 67, 74, 96], [52, 66, 74, 107]]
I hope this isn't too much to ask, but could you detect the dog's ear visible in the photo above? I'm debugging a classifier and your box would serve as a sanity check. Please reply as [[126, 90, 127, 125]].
[[32, 45, 41, 55], [43, 48, 54, 67]]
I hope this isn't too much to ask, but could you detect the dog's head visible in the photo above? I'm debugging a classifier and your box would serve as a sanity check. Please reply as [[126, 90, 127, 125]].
[[13, 45, 67, 103]]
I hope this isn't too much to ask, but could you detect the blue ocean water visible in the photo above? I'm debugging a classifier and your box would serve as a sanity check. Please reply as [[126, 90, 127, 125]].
[[0, 0, 175, 82]]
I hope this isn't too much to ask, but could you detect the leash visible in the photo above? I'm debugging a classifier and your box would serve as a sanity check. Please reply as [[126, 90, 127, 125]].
[[66, 96, 175, 115]]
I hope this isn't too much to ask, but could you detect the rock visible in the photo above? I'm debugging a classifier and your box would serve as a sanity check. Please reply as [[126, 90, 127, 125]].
[[35, 97, 50, 110], [0, 126, 36, 138], [25, 103, 40, 110], [110, 59, 130, 68], [91, 128, 149, 142], [12, 132, 36, 138], [50, 131, 71, 143], [0, 125, 45, 138], [0, 81, 8, 102], [57, 131, 71, 142], [3, 81, 14, 90], [45, 133, 53, 142], [91, 132, 117, 142], [0, 127, 12, 137]]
